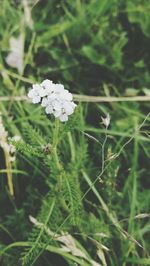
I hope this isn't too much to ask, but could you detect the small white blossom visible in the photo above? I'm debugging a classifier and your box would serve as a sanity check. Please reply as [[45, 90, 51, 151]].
[[59, 113, 68, 122], [0, 113, 21, 164], [11, 135, 21, 142], [28, 79, 77, 122], [28, 84, 47, 103], [0, 113, 21, 195], [5, 34, 24, 74], [41, 79, 54, 91], [41, 97, 49, 107], [45, 105, 53, 114], [101, 113, 110, 128]]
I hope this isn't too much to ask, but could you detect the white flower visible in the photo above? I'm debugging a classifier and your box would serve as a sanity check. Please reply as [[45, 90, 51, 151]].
[[101, 113, 110, 128], [41, 97, 49, 107], [45, 105, 53, 114], [59, 113, 69, 122], [60, 89, 73, 101], [28, 87, 40, 104], [63, 101, 76, 115], [28, 79, 77, 122], [0, 113, 21, 164], [11, 135, 21, 142], [28, 84, 46, 103], [9, 144, 16, 154], [41, 79, 55, 94], [5, 34, 24, 74]]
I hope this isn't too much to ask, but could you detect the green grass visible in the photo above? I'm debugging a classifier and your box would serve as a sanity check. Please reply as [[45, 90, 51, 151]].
[[0, 0, 150, 265]]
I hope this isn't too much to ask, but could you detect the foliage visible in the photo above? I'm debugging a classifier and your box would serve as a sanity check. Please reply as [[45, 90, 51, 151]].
[[0, 1, 150, 266]]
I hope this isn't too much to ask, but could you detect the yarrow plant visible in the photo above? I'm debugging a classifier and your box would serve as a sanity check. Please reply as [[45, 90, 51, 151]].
[[28, 79, 77, 122]]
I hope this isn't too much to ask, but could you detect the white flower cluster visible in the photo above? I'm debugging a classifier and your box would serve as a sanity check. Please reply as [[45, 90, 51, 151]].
[[28, 79, 77, 122]]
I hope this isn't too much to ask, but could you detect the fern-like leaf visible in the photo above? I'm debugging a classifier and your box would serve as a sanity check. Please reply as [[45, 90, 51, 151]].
[[21, 196, 56, 266]]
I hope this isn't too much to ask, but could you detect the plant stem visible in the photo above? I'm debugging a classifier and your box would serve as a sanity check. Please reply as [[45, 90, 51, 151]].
[[4, 150, 14, 196], [52, 119, 63, 190], [52, 119, 61, 169]]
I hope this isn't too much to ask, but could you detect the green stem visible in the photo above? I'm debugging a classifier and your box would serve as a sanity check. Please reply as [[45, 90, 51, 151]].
[[52, 119, 61, 169], [53, 147, 61, 170], [52, 119, 63, 190], [128, 118, 139, 234]]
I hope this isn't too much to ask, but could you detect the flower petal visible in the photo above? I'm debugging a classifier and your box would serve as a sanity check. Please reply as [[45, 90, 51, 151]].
[[41, 97, 49, 107], [41, 79, 53, 90], [45, 105, 53, 114], [32, 96, 41, 104], [59, 113, 68, 122]]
